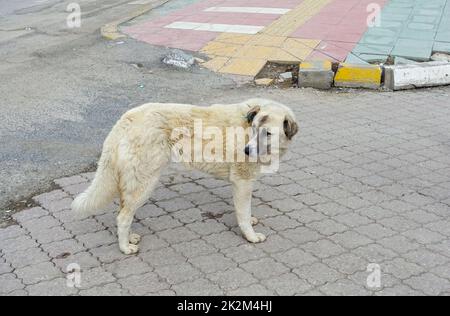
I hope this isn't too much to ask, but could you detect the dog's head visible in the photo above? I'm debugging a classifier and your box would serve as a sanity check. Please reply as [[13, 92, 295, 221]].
[[244, 99, 298, 162]]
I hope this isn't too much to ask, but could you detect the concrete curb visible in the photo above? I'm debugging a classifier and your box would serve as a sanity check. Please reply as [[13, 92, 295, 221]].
[[100, 0, 169, 41], [298, 60, 334, 90], [334, 63, 382, 89], [384, 61, 450, 91], [258, 60, 450, 91]]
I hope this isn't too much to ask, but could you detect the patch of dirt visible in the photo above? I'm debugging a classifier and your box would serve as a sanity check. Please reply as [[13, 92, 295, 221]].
[[256, 62, 299, 88]]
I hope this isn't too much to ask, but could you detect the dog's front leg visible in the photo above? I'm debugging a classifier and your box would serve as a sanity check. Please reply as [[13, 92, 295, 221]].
[[231, 180, 266, 243]]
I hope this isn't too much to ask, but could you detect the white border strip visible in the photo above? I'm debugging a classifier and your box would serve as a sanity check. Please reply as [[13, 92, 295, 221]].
[[204, 7, 291, 15], [165, 22, 264, 34]]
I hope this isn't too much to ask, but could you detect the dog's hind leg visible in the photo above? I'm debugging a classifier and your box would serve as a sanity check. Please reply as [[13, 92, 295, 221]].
[[117, 173, 161, 255]]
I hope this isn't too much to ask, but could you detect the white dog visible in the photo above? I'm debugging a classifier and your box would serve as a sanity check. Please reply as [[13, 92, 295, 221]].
[[72, 98, 298, 254]]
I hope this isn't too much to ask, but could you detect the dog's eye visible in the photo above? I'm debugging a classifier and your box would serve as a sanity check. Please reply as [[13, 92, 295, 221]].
[[266, 132, 272, 136]]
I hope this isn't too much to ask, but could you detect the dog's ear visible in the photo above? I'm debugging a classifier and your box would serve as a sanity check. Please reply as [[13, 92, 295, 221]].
[[246, 106, 261, 124], [284, 117, 298, 140]]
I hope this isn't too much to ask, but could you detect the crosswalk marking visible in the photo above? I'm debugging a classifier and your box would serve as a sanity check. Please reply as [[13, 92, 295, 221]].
[[204, 7, 291, 15], [165, 22, 264, 34]]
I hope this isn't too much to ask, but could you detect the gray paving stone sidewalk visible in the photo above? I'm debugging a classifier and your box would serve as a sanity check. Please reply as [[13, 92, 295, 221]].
[[1, 88, 450, 296]]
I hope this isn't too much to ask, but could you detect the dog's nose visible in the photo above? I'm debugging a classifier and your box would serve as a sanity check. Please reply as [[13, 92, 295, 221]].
[[244, 146, 250, 156]]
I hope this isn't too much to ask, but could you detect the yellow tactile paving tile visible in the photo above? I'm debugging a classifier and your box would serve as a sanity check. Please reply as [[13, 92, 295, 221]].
[[263, 0, 332, 37], [270, 48, 301, 62], [200, 41, 241, 57], [280, 38, 320, 61], [246, 34, 287, 47], [235, 45, 278, 59], [219, 58, 267, 76], [284, 38, 321, 49], [202, 56, 230, 72], [198, 0, 329, 76], [214, 33, 253, 45], [300, 60, 333, 70]]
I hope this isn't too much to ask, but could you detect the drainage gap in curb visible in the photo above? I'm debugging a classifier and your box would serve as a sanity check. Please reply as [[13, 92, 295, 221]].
[[254, 62, 299, 88]]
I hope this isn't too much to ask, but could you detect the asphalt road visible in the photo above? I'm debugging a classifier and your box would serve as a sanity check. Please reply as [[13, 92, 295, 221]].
[[0, 0, 58, 16], [0, 0, 236, 210]]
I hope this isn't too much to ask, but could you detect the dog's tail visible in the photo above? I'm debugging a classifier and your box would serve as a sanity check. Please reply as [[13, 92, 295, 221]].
[[71, 157, 118, 218]]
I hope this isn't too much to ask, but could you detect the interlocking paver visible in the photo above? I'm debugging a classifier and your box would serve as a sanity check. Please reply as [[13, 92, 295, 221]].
[[5, 87, 450, 296], [0, 259, 13, 275], [77, 230, 116, 249], [119, 272, 170, 295], [79, 283, 129, 296], [0, 274, 25, 294], [53, 251, 100, 271], [20, 215, 60, 233], [154, 262, 202, 285], [32, 226, 73, 245], [333, 213, 373, 228], [141, 248, 186, 268], [186, 219, 228, 236], [263, 273, 312, 296], [155, 198, 195, 213], [172, 208, 203, 224], [272, 248, 317, 268], [221, 244, 267, 264], [302, 239, 346, 259], [402, 228, 446, 244], [158, 226, 199, 244], [382, 258, 425, 280], [26, 278, 77, 296], [333, 231, 373, 249], [89, 244, 127, 264], [189, 253, 236, 274], [280, 226, 323, 244], [12, 207, 48, 223], [403, 249, 450, 269], [262, 215, 300, 231], [172, 278, 224, 296], [323, 253, 368, 275], [227, 284, 275, 296], [353, 244, 398, 263], [404, 273, 450, 296], [0, 235, 39, 254], [287, 207, 327, 224], [241, 258, 289, 280], [306, 219, 348, 236], [375, 284, 425, 296], [105, 257, 151, 278], [172, 239, 216, 258], [41, 239, 85, 258], [254, 234, 295, 254], [355, 223, 396, 240], [0, 225, 26, 241], [3, 247, 50, 269], [202, 231, 245, 249], [15, 262, 62, 285], [33, 190, 69, 207], [64, 219, 105, 235], [319, 279, 371, 296], [207, 268, 257, 291], [294, 262, 344, 287], [78, 267, 116, 289]]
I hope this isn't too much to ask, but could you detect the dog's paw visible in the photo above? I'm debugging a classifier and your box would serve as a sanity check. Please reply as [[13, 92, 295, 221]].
[[251, 217, 259, 226], [129, 233, 141, 245], [120, 244, 139, 255], [246, 232, 267, 243]]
